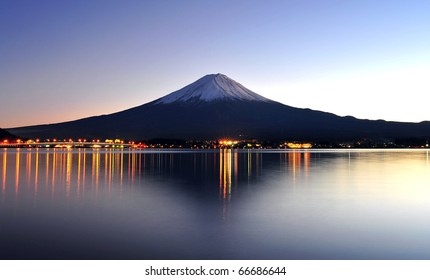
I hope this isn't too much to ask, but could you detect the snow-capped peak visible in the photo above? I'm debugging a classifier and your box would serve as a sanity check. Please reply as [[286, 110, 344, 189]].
[[154, 73, 272, 104]]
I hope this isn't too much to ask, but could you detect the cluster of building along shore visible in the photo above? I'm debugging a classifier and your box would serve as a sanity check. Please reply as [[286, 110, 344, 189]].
[[1, 137, 429, 149]]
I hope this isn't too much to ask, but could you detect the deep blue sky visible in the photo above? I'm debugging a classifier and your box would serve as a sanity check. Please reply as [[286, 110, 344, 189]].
[[1, 0, 430, 127]]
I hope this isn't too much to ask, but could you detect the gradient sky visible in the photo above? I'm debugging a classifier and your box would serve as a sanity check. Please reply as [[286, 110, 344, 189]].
[[1, 0, 430, 128]]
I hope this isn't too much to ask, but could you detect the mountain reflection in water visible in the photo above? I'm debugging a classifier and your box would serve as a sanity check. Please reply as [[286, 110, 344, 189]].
[[1, 148, 430, 260]]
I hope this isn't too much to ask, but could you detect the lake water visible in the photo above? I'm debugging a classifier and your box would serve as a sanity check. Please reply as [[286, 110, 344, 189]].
[[1, 148, 430, 260]]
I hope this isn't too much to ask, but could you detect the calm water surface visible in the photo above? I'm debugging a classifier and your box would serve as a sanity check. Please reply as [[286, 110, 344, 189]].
[[1, 148, 430, 259]]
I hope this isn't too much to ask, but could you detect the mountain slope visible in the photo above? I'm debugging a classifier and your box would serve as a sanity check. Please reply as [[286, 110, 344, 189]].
[[0, 128, 16, 140], [7, 74, 430, 141]]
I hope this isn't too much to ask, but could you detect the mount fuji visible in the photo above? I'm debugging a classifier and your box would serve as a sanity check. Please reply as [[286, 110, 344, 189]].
[[154, 73, 270, 104], [7, 74, 430, 141]]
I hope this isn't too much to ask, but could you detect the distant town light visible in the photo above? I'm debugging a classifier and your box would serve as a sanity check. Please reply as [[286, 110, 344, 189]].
[[219, 139, 238, 146], [286, 142, 312, 149]]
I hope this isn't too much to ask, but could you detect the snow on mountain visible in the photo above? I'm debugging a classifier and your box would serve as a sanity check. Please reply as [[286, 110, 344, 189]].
[[154, 73, 271, 104]]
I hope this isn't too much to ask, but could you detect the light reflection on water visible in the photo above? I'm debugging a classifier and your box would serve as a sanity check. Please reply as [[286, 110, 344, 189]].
[[0, 148, 430, 259]]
